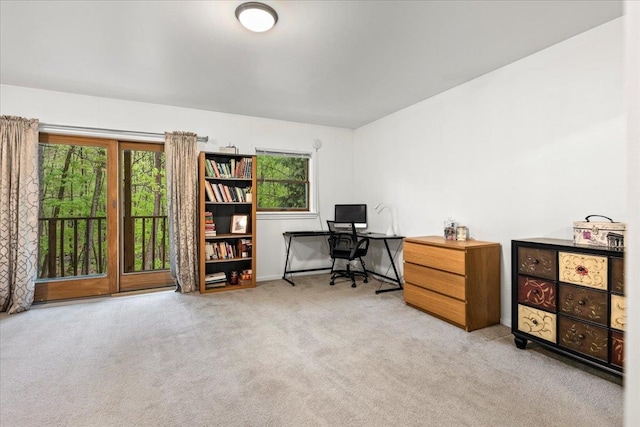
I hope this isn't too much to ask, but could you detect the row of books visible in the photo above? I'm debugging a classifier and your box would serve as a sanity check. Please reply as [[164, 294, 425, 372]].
[[204, 157, 252, 179], [204, 211, 216, 237], [204, 269, 252, 289], [204, 271, 226, 286], [204, 181, 251, 203], [204, 240, 252, 260]]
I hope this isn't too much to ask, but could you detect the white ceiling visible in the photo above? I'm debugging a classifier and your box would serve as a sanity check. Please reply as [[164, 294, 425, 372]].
[[0, 1, 623, 129]]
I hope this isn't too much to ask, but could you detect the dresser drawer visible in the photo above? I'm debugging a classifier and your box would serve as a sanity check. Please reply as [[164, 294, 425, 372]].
[[404, 283, 466, 326], [558, 316, 608, 362], [558, 284, 607, 326], [517, 304, 556, 343], [517, 276, 556, 311], [611, 330, 624, 368], [558, 252, 607, 290], [610, 295, 626, 331], [517, 247, 556, 280], [404, 243, 465, 275], [404, 262, 465, 300], [610, 257, 624, 294]]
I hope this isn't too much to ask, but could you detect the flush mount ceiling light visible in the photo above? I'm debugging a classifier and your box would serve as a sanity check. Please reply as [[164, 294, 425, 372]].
[[235, 2, 278, 33]]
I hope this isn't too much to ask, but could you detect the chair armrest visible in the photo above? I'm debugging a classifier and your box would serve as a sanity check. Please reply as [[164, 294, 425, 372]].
[[349, 237, 369, 258]]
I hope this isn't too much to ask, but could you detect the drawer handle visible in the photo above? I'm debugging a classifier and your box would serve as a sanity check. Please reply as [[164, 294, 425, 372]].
[[578, 334, 585, 340], [531, 319, 538, 325], [532, 289, 540, 295], [533, 259, 540, 265], [578, 300, 586, 306]]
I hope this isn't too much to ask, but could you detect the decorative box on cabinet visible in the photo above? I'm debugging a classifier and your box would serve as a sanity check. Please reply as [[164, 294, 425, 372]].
[[199, 151, 257, 293], [403, 236, 501, 332], [512, 238, 625, 375]]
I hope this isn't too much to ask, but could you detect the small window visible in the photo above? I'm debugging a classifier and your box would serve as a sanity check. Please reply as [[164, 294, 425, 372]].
[[256, 149, 310, 211]]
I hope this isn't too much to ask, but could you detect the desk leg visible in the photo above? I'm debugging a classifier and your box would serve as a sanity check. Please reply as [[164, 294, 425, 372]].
[[282, 235, 296, 286], [282, 233, 334, 286], [374, 239, 403, 294]]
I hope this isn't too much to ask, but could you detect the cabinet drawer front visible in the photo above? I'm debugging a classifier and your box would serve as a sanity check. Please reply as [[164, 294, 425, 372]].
[[517, 247, 556, 280], [404, 243, 465, 275], [517, 276, 556, 311], [610, 295, 626, 331], [558, 284, 608, 326], [517, 304, 557, 343], [558, 316, 608, 362], [558, 252, 607, 290], [611, 330, 624, 368], [404, 283, 466, 326], [610, 257, 625, 294], [404, 262, 465, 300]]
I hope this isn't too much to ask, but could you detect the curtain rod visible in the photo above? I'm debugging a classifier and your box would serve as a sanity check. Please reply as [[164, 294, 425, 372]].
[[39, 123, 209, 143]]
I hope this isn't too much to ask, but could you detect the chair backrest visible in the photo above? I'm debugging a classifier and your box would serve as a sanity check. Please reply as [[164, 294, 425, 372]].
[[327, 220, 369, 260]]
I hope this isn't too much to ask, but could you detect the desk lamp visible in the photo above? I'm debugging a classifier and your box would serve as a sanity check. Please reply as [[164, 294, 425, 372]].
[[375, 203, 396, 236]]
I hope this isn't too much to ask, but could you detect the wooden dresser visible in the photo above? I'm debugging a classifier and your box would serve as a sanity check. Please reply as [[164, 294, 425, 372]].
[[403, 236, 501, 331], [512, 238, 625, 375]]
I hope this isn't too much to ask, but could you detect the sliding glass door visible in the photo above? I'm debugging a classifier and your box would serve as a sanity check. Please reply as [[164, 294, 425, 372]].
[[35, 134, 172, 302]]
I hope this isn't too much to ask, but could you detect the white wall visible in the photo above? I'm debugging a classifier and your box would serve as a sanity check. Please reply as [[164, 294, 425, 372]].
[[0, 84, 355, 281], [354, 19, 626, 326]]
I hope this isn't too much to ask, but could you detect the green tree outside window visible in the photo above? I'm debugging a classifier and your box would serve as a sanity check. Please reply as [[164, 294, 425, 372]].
[[256, 153, 309, 211]]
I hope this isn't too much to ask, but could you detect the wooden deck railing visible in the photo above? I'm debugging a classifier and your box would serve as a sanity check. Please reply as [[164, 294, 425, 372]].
[[38, 215, 169, 278]]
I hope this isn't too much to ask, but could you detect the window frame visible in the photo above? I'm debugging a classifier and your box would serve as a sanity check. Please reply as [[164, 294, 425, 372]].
[[255, 148, 317, 219]]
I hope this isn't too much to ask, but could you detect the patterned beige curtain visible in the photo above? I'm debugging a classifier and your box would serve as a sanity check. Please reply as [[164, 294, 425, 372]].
[[0, 116, 40, 313], [165, 132, 199, 292]]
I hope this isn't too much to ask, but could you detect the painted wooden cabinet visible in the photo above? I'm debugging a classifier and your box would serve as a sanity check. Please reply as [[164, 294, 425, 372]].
[[512, 238, 625, 375], [403, 236, 501, 331]]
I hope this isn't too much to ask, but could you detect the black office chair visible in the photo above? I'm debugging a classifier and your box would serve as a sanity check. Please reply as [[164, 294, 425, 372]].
[[326, 220, 369, 288]]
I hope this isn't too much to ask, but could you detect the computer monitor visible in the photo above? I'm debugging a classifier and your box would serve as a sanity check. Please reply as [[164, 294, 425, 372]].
[[334, 204, 367, 229]]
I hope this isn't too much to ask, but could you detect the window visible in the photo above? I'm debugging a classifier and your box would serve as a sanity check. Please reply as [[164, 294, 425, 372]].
[[256, 149, 311, 211]]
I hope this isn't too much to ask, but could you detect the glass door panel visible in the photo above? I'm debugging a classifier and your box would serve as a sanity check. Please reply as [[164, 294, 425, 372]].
[[120, 142, 173, 291], [35, 134, 117, 301]]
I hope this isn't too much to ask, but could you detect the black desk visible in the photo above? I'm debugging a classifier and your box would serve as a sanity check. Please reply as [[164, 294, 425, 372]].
[[282, 230, 404, 293]]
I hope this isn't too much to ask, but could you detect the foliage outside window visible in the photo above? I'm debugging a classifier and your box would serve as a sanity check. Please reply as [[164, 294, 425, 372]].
[[256, 150, 310, 211], [38, 138, 169, 280], [38, 142, 108, 278]]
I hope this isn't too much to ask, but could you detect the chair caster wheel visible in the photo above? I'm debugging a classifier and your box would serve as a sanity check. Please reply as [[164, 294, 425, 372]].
[[351, 283, 356, 288], [330, 281, 335, 286], [364, 278, 368, 283]]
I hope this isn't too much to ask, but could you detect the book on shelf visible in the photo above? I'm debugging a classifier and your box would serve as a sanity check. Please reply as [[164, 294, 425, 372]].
[[208, 159, 220, 178], [204, 180, 215, 202], [204, 272, 226, 283], [223, 185, 233, 202], [205, 274, 227, 288], [204, 159, 214, 177], [204, 211, 216, 237], [206, 157, 252, 180], [204, 242, 214, 260], [206, 282, 226, 289], [205, 181, 251, 204], [210, 183, 221, 202], [204, 241, 239, 260]]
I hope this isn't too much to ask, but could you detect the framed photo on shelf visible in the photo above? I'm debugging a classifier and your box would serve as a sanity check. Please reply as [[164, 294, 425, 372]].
[[231, 214, 248, 234]]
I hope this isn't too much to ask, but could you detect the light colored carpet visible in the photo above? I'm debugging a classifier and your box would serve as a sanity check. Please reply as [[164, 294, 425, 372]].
[[0, 275, 623, 426]]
